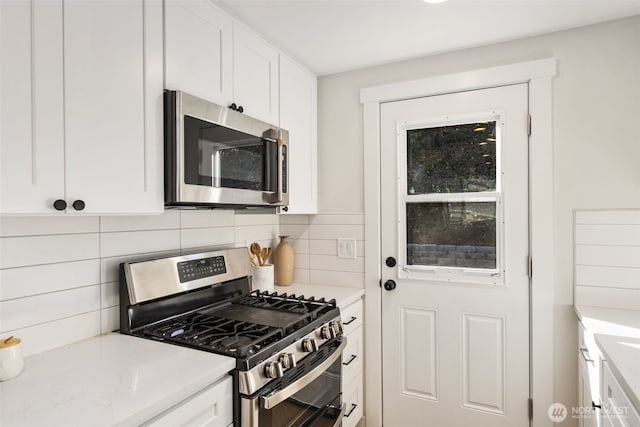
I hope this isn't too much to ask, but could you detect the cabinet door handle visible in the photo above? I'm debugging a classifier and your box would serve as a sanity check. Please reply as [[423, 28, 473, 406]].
[[344, 403, 357, 418], [343, 316, 357, 326], [343, 354, 357, 366], [592, 401, 601, 409], [580, 347, 594, 364]]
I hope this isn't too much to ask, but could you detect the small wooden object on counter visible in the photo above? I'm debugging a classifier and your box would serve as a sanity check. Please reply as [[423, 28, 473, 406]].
[[0, 336, 24, 381], [274, 235, 294, 286]]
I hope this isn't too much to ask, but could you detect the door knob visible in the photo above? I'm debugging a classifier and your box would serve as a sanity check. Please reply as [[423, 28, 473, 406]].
[[385, 257, 397, 267], [384, 280, 396, 291]]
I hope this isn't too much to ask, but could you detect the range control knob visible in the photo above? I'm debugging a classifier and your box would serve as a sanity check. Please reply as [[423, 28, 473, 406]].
[[302, 338, 318, 353], [321, 325, 336, 340], [329, 320, 343, 336], [264, 361, 284, 379], [279, 353, 297, 370]]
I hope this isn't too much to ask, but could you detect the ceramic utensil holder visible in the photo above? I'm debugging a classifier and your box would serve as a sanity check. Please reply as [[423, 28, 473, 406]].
[[0, 336, 24, 381], [251, 264, 274, 293]]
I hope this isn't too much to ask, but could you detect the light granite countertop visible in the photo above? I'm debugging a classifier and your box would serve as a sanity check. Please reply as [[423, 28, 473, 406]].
[[0, 333, 235, 427]]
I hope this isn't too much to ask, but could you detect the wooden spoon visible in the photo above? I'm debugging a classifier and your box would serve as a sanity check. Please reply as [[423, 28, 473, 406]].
[[250, 242, 261, 263], [261, 248, 269, 266]]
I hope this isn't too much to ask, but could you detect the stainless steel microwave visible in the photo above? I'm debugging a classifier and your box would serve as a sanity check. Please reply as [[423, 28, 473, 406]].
[[164, 91, 288, 208]]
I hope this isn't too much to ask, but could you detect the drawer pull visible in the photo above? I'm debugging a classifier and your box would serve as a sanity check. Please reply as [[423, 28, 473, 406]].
[[580, 347, 594, 364], [343, 316, 357, 326], [343, 355, 357, 366], [344, 403, 357, 418]]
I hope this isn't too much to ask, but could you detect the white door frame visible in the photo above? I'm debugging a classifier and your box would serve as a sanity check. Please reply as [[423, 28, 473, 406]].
[[361, 58, 556, 427]]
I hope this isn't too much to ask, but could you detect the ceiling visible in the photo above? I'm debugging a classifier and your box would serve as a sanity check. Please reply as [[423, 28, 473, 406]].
[[216, 0, 640, 76]]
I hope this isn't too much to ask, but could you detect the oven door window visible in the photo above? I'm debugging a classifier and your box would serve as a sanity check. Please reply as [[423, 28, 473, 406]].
[[183, 115, 277, 191], [259, 357, 342, 427]]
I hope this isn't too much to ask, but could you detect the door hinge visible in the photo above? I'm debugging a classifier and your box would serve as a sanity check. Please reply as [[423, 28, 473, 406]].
[[528, 397, 533, 420], [527, 114, 532, 136], [527, 255, 533, 278]]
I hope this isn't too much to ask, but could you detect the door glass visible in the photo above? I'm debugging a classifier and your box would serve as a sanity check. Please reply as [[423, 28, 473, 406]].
[[183, 115, 277, 191], [406, 202, 496, 269], [402, 119, 500, 272], [406, 121, 496, 194]]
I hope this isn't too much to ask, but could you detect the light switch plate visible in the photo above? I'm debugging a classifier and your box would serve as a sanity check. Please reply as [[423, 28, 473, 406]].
[[337, 238, 356, 259]]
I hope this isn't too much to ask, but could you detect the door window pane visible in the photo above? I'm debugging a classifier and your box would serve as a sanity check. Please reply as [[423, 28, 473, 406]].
[[406, 122, 496, 194], [406, 202, 496, 269]]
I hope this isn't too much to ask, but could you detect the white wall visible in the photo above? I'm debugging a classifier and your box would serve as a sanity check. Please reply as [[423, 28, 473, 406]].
[[316, 15, 640, 425]]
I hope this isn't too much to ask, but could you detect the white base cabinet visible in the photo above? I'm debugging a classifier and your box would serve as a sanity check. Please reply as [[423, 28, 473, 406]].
[[0, 0, 163, 215], [340, 298, 364, 427], [144, 376, 233, 427]]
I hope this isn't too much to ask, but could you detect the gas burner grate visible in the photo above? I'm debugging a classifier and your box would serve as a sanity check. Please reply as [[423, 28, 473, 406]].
[[144, 312, 283, 357]]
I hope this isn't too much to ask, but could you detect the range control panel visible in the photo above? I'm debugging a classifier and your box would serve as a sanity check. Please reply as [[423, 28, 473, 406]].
[[177, 256, 226, 283]]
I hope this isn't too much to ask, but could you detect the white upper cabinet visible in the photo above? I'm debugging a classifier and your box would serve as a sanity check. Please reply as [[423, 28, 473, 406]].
[[164, 0, 233, 106], [0, 0, 65, 214], [279, 55, 317, 214], [232, 23, 280, 125], [63, 0, 163, 214], [0, 0, 163, 215]]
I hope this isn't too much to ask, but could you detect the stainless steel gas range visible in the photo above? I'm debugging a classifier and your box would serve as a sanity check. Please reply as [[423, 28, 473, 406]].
[[119, 248, 345, 427]]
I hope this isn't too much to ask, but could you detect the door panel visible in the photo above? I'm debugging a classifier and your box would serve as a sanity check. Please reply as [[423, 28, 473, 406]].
[[401, 307, 438, 400], [64, 0, 163, 214], [381, 84, 529, 427], [0, 0, 64, 214]]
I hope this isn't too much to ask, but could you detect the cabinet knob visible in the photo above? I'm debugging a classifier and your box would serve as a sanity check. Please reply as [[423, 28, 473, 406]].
[[72, 200, 85, 211], [282, 206, 289, 212], [237, 105, 244, 113], [53, 199, 67, 211], [229, 103, 237, 111]]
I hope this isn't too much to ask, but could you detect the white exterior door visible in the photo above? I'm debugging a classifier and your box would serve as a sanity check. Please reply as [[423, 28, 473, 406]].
[[380, 84, 530, 427]]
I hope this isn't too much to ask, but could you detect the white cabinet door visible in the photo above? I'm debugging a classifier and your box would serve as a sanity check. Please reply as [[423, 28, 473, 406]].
[[0, 0, 65, 214], [279, 55, 317, 214], [63, 0, 163, 214], [145, 376, 233, 427], [232, 23, 279, 125], [164, 0, 232, 106]]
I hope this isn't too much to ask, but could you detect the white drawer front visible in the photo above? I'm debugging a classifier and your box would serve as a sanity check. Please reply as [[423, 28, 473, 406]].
[[341, 300, 363, 336], [343, 375, 363, 427], [145, 376, 233, 427], [602, 361, 640, 427], [342, 326, 363, 386]]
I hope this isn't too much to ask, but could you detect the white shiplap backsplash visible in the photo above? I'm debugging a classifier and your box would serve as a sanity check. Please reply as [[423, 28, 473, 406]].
[[0, 211, 365, 357], [280, 214, 365, 288], [574, 209, 640, 309], [0, 210, 278, 357]]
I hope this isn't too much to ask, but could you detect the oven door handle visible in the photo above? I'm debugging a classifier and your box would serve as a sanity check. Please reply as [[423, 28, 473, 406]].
[[261, 340, 346, 410]]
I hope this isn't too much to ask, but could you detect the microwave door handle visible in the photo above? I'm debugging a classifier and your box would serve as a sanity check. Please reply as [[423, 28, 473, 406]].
[[261, 340, 346, 409], [274, 137, 284, 203], [262, 137, 284, 204]]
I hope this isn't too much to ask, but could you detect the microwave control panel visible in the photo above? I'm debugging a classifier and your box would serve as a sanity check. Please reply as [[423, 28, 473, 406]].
[[177, 256, 227, 283]]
